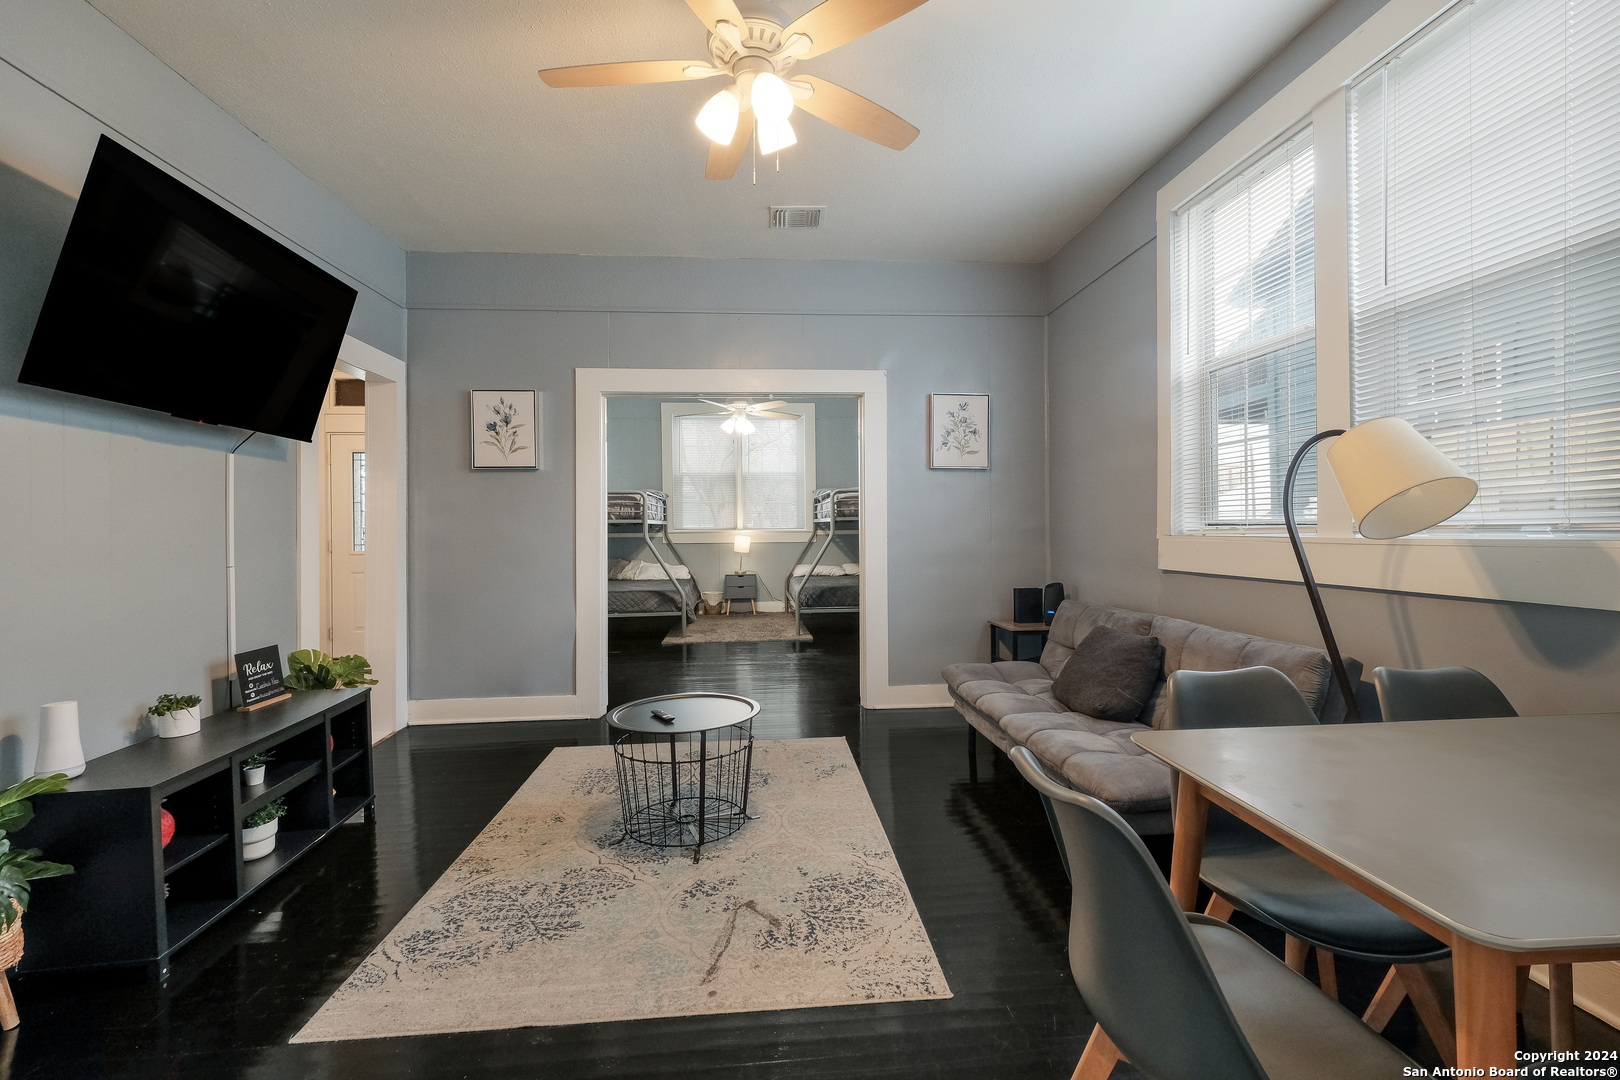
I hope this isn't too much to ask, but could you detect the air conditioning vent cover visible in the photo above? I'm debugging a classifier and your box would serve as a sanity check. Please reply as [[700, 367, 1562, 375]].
[[769, 206, 825, 229]]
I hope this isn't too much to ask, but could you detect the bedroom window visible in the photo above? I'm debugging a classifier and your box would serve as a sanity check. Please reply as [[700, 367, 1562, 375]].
[[1349, 0, 1620, 533], [663, 403, 814, 535], [1170, 127, 1317, 533]]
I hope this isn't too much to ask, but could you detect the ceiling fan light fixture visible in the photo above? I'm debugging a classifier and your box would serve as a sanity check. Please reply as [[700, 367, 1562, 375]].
[[757, 117, 797, 155], [750, 72, 795, 123], [721, 413, 755, 435], [696, 86, 741, 145]]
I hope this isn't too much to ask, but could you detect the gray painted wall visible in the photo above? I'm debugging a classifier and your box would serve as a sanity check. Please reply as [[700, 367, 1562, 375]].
[[406, 253, 1048, 701], [0, 0, 407, 780], [606, 395, 859, 601], [1045, 0, 1620, 717]]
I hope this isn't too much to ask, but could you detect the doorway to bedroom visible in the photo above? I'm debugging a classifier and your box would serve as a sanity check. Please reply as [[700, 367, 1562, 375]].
[[603, 394, 862, 720]]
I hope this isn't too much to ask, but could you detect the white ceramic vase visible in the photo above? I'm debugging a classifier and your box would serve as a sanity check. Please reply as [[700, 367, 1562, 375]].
[[36, 700, 86, 779], [153, 705, 202, 739], [242, 819, 279, 861], [242, 763, 267, 787]]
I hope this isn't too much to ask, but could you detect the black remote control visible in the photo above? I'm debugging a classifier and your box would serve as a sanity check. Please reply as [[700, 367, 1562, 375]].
[[650, 709, 676, 724]]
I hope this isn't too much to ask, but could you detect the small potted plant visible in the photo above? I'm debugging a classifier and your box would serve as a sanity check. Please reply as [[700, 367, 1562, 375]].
[[148, 693, 202, 739], [241, 752, 273, 788], [242, 800, 287, 862], [0, 775, 75, 982]]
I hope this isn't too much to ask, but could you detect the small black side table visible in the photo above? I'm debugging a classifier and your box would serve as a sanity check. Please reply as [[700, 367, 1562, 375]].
[[988, 619, 1050, 663], [607, 692, 760, 850]]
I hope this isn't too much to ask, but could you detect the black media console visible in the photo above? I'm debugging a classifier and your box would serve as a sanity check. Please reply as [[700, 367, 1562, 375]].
[[16, 687, 374, 978]]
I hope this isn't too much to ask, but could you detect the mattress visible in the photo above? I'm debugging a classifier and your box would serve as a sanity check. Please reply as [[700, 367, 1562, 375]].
[[608, 575, 700, 614], [813, 488, 858, 522], [791, 574, 859, 609], [607, 490, 668, 523]]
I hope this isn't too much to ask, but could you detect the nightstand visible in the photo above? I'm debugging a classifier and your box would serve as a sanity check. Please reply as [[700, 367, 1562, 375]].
[[988, 619, 1049, 663], [722, 572, 759, 615]]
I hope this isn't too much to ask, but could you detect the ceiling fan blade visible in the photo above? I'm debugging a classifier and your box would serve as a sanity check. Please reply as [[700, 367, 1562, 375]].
[[795, 76, 918, 149], [753, 410, 801, 419], [748, 400, 789, 412], [782, 0, 932, 59], [682, 0, 745, 31], [698, 399, 733, 410], [538, 60, 704, 88], [705, 108, 752, 180]]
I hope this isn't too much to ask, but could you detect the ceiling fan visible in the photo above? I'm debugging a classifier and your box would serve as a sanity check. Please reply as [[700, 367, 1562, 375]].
[[538, 0, 930, 179], [698, 398, 799, 433]]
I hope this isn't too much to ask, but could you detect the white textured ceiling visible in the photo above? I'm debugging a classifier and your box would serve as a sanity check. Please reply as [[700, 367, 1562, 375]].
[[86, 0, 1335, 262]]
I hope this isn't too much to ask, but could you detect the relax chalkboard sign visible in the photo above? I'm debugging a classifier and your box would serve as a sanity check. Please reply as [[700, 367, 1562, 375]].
[[235, 645, 291, 712]]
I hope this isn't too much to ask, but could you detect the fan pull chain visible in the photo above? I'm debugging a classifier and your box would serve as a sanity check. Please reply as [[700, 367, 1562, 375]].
[[751, 125, 757, 185]]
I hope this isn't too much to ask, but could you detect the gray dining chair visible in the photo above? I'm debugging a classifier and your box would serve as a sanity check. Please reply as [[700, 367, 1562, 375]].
[[1166, 666, 1456, 1064], [1374, 664, 1574, 1052], [1009, 745, 1414, 1080]]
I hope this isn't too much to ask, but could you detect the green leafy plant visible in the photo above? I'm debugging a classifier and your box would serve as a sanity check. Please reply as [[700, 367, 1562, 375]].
[[243, 751, 274, 769], [243, 800, 287, 829], [284, 650, 377, 691], [0, 774, 75, 931], [149, 693, 202, 717]]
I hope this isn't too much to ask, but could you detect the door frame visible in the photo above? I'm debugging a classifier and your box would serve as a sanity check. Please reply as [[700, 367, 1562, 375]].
[[574, 367, 891, 717], [296, 335, 408, 743]]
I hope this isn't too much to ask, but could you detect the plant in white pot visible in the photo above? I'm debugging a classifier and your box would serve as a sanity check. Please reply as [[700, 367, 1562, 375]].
[[148, 693, 202, 739], [241, 799, 287, 862], [241, 752, 273, 788]]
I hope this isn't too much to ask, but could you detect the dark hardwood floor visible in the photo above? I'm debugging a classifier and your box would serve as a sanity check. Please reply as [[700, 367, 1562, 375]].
[[6, 615, 1612, 1077]]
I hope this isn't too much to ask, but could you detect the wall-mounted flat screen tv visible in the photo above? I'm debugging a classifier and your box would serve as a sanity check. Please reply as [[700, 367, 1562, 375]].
[[19, 136, 358, 443]]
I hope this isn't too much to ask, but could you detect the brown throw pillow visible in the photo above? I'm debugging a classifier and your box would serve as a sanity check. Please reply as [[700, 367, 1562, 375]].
[[1051, 624, 1164, 723]]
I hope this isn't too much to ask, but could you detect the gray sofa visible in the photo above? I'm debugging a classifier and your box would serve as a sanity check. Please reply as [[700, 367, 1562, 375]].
[[943, 598, 1358, 834]]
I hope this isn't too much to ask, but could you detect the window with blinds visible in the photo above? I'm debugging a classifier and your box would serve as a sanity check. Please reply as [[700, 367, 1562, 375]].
[[1350, 0, 1620, 533], [1171, 128, 1318, 532], [668, 408, 810, 532]]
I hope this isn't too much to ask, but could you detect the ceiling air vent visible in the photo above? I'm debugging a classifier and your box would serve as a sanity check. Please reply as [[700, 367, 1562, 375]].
[[769, 206, 825, 229]]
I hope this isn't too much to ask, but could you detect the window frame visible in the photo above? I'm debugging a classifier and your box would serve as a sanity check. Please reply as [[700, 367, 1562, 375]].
[[1156, 0, 1620, 612], [660, 401, 817, 543]]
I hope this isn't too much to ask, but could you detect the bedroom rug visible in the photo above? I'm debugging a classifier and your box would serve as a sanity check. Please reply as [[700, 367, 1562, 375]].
[[661, 612, 812, 645], [291, 738, 949, 1042]]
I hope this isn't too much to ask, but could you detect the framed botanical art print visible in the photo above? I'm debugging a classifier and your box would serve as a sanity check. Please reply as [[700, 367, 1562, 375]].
[[928, 393, 989, 470], [471, 390, 540, 470]]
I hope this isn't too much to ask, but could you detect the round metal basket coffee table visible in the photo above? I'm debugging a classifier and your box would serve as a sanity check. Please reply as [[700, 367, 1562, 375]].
[[607, 693, 760, 849]]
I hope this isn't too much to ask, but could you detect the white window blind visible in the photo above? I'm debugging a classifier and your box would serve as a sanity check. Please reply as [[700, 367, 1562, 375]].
[[672, 414, 737, 530], [1350, 0, 1620, 532], [669, 409, 809, 531], [1171, 128, 1318, 532]]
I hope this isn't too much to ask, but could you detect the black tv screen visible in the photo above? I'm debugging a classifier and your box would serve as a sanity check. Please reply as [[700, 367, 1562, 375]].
[[19, 136, 358, 443]]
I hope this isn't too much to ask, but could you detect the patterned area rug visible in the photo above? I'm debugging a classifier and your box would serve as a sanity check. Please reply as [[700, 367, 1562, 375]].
[[292, 738, 949, 1042], [662, 612, 813, 645]]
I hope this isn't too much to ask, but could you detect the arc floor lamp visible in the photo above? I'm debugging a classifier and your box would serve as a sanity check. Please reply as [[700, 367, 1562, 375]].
[[1283, 416, 1479, 722]]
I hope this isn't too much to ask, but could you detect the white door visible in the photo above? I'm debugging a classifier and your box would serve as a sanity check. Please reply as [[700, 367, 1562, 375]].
[[328, 432, 367, 657]]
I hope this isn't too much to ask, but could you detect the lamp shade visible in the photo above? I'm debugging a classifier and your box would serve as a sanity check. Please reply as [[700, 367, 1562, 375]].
[[733, 535, 751, 554], [1325, 416, 1478, 539]]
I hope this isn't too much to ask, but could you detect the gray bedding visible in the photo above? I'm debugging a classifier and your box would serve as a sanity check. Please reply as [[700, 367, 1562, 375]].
[[791, 574, 859, 609], [608, 576, 700, 614]]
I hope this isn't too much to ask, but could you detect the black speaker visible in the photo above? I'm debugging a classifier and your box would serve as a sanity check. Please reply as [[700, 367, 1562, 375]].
[[1042, 582, 1065, 625], [1013, 588, 1041, 624]]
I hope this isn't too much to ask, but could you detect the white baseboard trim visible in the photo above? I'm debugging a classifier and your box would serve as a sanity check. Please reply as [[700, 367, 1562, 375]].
[[864, 683, 954, 710], [408, 695, 593, 724]]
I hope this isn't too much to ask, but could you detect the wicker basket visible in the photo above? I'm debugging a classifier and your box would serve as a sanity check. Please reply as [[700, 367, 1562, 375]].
[[0, 910, 22, 972]]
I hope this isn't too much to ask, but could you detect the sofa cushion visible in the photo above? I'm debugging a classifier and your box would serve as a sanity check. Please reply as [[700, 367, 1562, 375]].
[[1022, 732, 1174, 816], [1051, 624, 1164, 723], [941, 660, 1049, 696]]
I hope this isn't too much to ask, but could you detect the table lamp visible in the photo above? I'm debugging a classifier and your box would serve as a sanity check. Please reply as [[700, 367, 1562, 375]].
[[1284, 416, 1478, 722], [733, 534, 751, 574]]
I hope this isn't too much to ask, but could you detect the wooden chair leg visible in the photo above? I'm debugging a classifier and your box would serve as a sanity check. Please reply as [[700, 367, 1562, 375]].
[[1203, 894, 1237, 921], [1315, 949, 1339, 1001], [1548, 963, 1575, 1052], [0, 972, 17, 1031], [1399, 963, 1456, 1068], [1284, 935, 1308, 974], [1072, 1024, 1123, 1080], [1364, 965, 1409, 1031]]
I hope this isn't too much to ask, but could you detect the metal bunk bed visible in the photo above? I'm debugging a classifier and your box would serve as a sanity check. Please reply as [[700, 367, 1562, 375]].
[[607, 490, 699, 637], [785, 487, 860, 635]]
